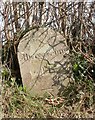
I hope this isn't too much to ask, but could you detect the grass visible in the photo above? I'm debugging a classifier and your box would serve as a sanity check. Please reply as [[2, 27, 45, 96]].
[[2, 78, 95, 118]]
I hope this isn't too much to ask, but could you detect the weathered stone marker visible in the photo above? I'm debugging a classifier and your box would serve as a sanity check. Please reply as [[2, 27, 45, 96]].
[[18, 27, 70, 96]]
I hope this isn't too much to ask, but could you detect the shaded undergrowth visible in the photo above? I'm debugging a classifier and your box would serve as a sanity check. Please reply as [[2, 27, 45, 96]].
[[2, 76, 94, 118]]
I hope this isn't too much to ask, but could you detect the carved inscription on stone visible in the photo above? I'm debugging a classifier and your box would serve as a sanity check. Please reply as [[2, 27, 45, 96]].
[[18, 27, 70, 96]]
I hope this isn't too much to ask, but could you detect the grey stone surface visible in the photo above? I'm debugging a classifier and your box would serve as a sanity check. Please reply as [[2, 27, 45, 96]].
[[18, 27, 71, 96]]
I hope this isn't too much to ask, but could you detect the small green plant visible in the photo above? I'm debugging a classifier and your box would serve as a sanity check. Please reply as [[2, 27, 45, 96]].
[[72, 54, 88, 82], [1, 68, 10, 80]]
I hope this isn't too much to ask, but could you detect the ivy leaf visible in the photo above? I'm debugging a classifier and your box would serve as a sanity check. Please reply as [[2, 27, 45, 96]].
[[73, 63, 79, 71]]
